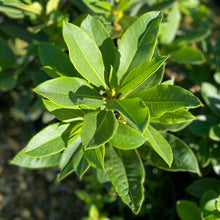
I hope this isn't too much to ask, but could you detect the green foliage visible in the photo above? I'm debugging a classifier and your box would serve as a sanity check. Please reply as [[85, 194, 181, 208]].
[[139, 133, 200, 174], [11, 12, 201, 213], [177, 178, 220, 220], [0, 0, 218, 219]]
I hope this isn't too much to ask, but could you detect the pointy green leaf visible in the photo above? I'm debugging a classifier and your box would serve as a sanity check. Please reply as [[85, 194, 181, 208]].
[[106, 98, 150, 133], [115, 11, 162, 81], [56, 158, 75, 181], [144, 125, 173, 167], [160, 3, 181, 45], [63, 22, 107, 89], [81, 15, 116, 83], [84, 145, 105, 170], [57, 141, 89, 181], [59, 135, 81, 169], [43, 99, 85, 122], [151, 121, 191, 132], [110, 122, 147, 150], [24, 123, 71, 157], [34, 77, 103, 109], [72, 144, 90, 179], [39, 43, 76, 77], [120, 56, 167, 95], [105, 145, 145, 214], [127, 85, 202, 117], [11, 149, 61, 168], [132, 64, 164, 92], [139, 133, 200, 174], [81, 110, 118, 149], [127, 12, 162, 72], [151, 109, 196, 124]]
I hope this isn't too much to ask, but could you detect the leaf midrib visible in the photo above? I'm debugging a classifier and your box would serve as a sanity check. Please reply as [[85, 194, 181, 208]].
[[142, 100, 200, 105], [66, 24, 107, 89], [118, 150, 140, 212], [35, 90, 103, 99], [95, 111, 108, 134], [120, 60, 164, 98]]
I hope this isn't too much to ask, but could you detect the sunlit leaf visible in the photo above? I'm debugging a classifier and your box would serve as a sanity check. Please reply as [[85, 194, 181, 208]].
[[105, 145, 145, 214]]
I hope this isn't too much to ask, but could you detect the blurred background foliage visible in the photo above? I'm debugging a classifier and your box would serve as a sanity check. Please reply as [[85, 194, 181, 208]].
[[0, 0, 220, 219]]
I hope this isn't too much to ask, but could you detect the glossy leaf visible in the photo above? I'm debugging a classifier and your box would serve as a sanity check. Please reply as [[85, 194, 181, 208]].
[[11, 149, 61, 168], [0, 37, 15, 70], [170, 46, 205, 64], [120, 56, 167, 95], [151, 109, 195, 124], [105, 145, 145, 214], [139, 133, 200, 174], [160, 3, 181, 45], [127, 84, 201, 117], [56, 158, 75, 181], [24, 123, 71, 157], [59, 135, 81, 169], [176, 200, 201, 220], [145, 125, 173, 167], [132, 64, 164, 92], [203, 198, 220, 220], [110, 122, 147, 150], [84, 145, 105, 170], [39, 43, 76, 77], [200, 190, 219, 209], [81, 15, 116, 83], [209, 124, 220, 141], [201, 82, 220, 117], [127, 13, 162, 71], [81, 110, 118, 149], [43, 99, 84, 122], [57, 140, 87, 181], [151, 121, 191, 132], [115, 11, 162, 81], [106, 98, 150, 133], [63, 22, 107, 88], [34, 77, 103, 109], [72, 144, 90, 179]]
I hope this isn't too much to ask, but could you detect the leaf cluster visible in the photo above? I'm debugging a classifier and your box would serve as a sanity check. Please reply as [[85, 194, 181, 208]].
[[11, 12, 202, 213]]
